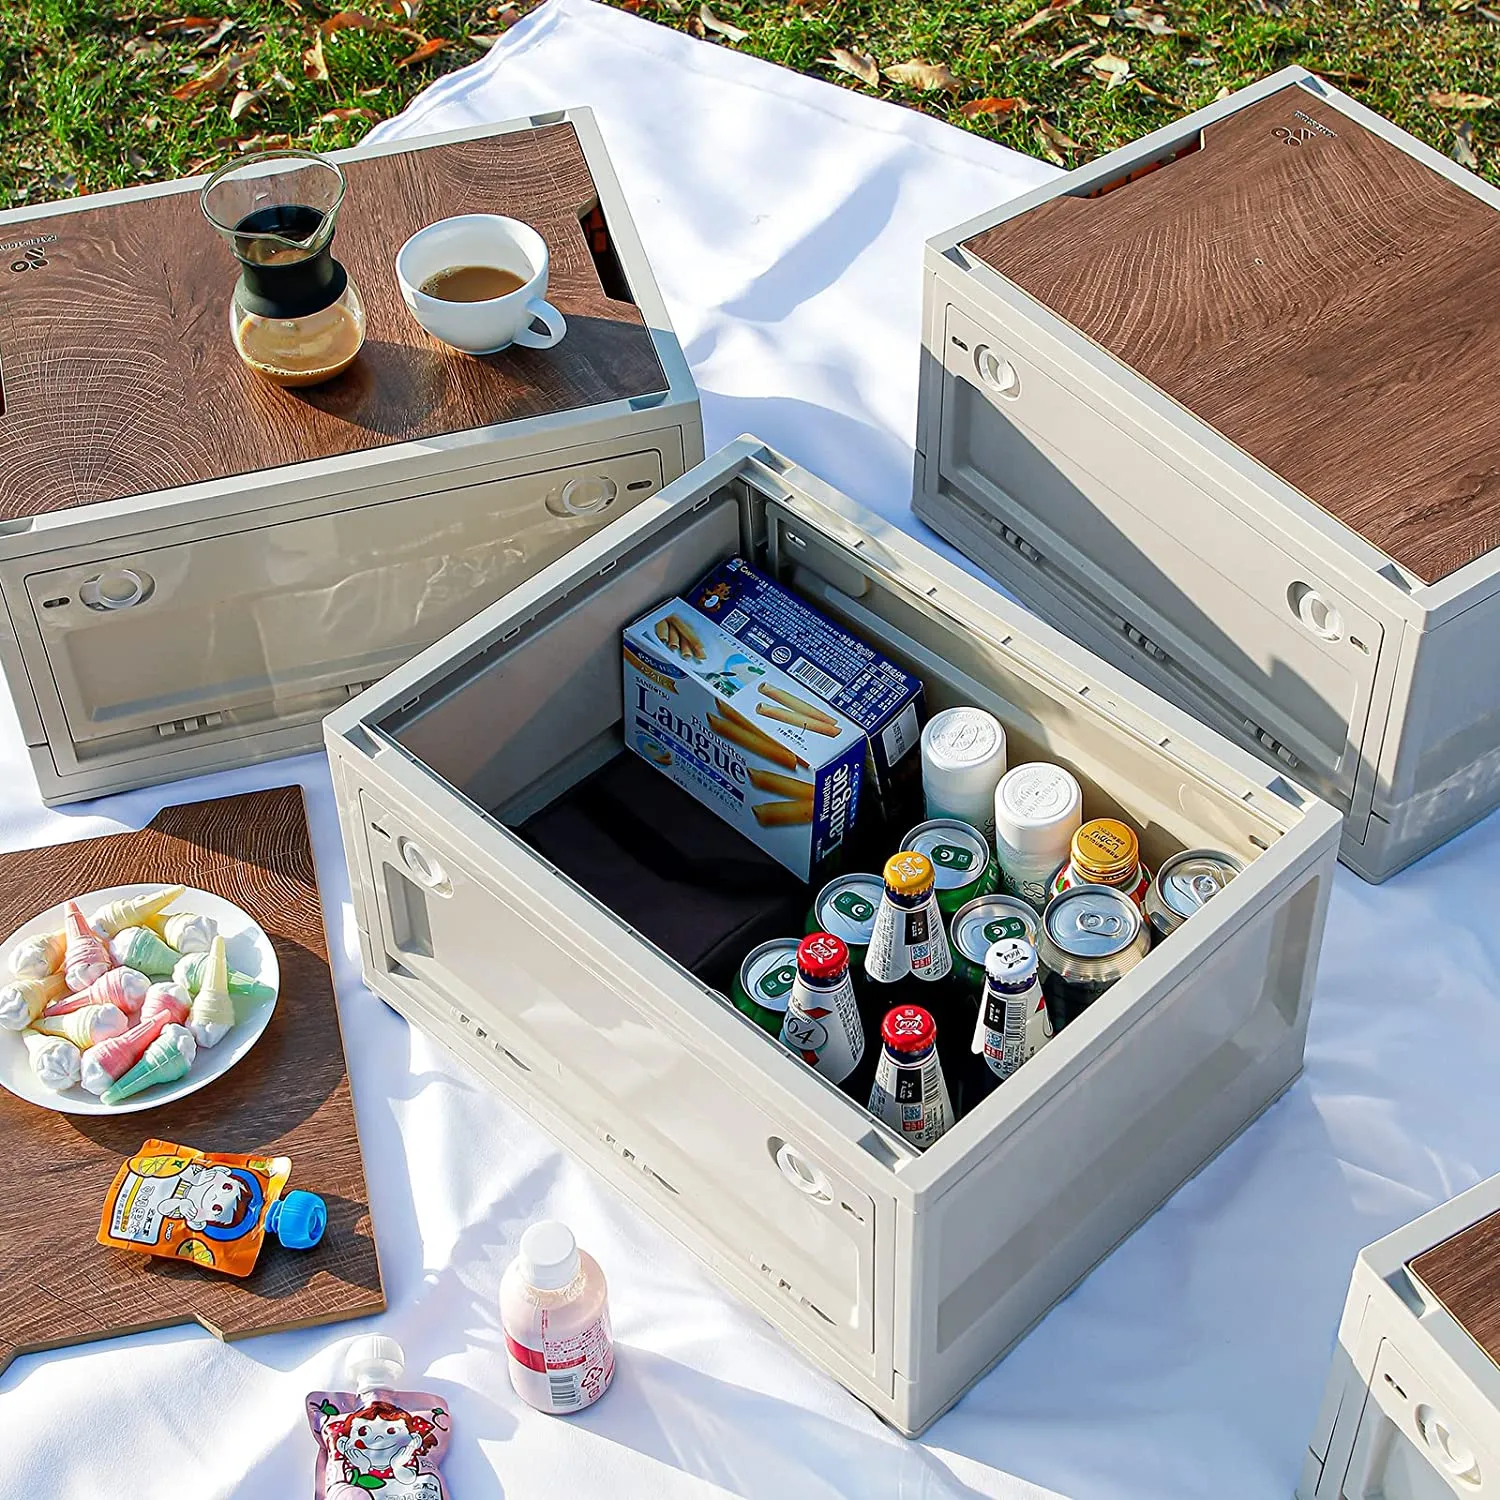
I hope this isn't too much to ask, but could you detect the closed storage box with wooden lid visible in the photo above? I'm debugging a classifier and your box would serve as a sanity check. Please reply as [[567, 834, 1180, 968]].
[[325, 436, 1339, 1434], [1300, 1176, 1500, 1499], [0, 108, 700, 804], [913, 68, 1500, 882]]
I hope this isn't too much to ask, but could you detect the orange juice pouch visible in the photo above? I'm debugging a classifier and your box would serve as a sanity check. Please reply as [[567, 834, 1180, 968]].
[[97, 1138, 326, 1277]]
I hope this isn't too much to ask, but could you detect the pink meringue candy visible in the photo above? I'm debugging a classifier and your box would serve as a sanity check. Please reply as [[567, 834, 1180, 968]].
[[80, 983, 191, 1096], [63, 901, 113, 992], [43, 967, 151, 1022]]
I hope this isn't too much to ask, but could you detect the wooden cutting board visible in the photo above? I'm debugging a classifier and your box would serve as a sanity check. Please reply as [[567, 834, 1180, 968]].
[[1411, 1207, 1500, 1370], [0, 786, 383, 1374], [0, 119, 666, 519]]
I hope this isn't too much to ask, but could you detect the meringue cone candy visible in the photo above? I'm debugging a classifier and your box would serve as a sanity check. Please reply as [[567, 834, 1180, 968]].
[[100, 1023, 196, 1105], [188, 936, 235, 1048], [24, 1031, 81, 1092], [42, 967, 150, 1021], [174, 950, 274, 1006], [152, 910, 217, 955], [108, 926, 181, 979], [90, 886, 186, 940], [63, 901, 113, 992], [0, 973, 69, 1030], [9, 930, 65, 979], [79, 985, 190, 1095], [31, 1002, 128, 1049]]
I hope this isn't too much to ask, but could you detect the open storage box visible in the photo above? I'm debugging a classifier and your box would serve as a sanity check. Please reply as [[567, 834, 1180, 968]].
[[327, 437, 1340, 1433], [913, 67, 1500, 883]]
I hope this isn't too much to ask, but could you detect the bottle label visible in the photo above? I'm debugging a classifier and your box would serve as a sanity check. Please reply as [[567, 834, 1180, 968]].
[[780, 971, 864, 1082], [505, 1303, 615, 1414], [981, 979, 1053, 1081], [906, 894, 953, 983], [869, 1050, 951, 1149]]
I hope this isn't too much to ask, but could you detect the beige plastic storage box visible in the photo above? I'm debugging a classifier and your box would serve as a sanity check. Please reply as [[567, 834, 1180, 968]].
[[0, 108, 700, 805], [1300, 1176, 1500, 1499], [326, 437, 1340, 1434], [913, 67, 1500, 883]]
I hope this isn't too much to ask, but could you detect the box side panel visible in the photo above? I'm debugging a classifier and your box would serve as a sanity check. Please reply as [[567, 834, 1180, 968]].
[[896, 843, 1334, 1432]]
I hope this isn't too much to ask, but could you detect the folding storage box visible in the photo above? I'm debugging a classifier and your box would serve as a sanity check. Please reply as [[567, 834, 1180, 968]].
[[0, 108, 700, 804], [1301, 1176, 1500, 1499], [326, 437, 1340, 1433], [913, 67, 1500, 882]]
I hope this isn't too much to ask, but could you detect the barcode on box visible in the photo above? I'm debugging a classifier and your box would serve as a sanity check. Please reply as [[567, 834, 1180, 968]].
[[790, 656, 842, 699], [548, 1373, 580, 1409]]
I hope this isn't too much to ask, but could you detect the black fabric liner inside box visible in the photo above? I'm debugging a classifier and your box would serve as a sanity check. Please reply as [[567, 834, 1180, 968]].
[[516, 753, 811, 993]]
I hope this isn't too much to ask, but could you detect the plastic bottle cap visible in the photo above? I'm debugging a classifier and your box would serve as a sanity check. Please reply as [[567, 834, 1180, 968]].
[[883, 850, 934, 896], [518, 1220, 581, 1291], [264, 1189, 326, 1250], [345, 1334, 407, 1394], [881, 1004, 936, 1053], [994, 764, 1083, 855], [797, 931, 849, 981]]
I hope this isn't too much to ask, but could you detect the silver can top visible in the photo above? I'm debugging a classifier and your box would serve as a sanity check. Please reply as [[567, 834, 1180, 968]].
[[1044, 885, 1142, 958], [814, 874, 883, 946], [984, 937, 1039, 990], [952, 894, 1038, 965], [900, 819, 991, 892], [741, 939, 799, 1013], [1157, 850, 1243, 918]]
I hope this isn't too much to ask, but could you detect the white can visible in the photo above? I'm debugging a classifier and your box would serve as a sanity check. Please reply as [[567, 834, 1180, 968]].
[[993, 762, 1083, 910], [920, 707, 1007, 841]]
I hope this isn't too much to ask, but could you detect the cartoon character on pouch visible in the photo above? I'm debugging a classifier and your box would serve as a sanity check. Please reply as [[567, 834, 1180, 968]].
[[317, 1401, 447, 1498], [158, 1162, 255, 1234]]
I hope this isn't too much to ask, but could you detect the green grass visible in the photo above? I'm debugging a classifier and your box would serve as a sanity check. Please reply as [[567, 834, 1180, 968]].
[[1, 0, 1496, 205]]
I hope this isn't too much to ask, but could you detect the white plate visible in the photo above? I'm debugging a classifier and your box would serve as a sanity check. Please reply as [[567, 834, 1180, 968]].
[[0, 884, 279, 1115]]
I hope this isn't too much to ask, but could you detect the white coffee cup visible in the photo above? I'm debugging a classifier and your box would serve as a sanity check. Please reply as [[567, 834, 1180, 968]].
[[396, 214, 567, 355]]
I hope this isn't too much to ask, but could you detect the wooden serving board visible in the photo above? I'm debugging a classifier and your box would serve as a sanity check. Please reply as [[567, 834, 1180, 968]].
[[964, 85, 1500, 585], [0, 787, 384, 1374], [1410, 1208, 1500, 1370], [0, 120, 666, 520]]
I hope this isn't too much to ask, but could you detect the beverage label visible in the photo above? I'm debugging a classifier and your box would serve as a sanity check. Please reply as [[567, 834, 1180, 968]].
[[781, 969, 864, 1082], [905, 893, 952, 983], [868, 1048, 951, 1150], [979, 977, 1052, 1081], [864, 892, 912, 983], [1053, 861, 1152, 910], [505, 1303, 615, 1414]]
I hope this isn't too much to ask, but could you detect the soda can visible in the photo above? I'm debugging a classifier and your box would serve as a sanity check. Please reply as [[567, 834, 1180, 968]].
[[864, 851, 953, 987], [1037, 884, 1150, 1033], [899, 818, 998, 917], [1145, 849, 1244, 938], [950, 893, 1042, 993], [780, 932, 865, 1084], [971, 938, 1052, 1083], [806, 873, 884, 968], [867, 1004, 952, 1151], [732, 938, 799, 1036]]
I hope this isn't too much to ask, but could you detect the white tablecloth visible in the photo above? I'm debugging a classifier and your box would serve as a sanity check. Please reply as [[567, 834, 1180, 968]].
[[10, 4, 1499, 1495]]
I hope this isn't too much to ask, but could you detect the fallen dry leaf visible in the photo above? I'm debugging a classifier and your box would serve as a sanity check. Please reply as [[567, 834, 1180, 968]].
[[1087, 12, 1110, 25], [155, 16, 219, 35], [1091, 51, 1131, 87], [319, 105, 382, 121], [1132, 76, 1181, 105], [469, 31, 506, 45], [824, 47, 880, 87], [1005, 0, 1078, 41], [303, 30, 329, 80], [1429, 89, 1495, 109], [228, 86, 263, 119], [1050, 39, 1098, 68], [392, 0, 423, 18], [883, 59, 962, 91], [699, 3, 749, 41], [1119, 6, 1175, 35], [194, 17, 235, 51], [236, 132, 293, 153], [959, 95, 1025, 119], [170, 53, 237, 99], [396, 36, 449, 66], [1453, 121, 1481, 167], [1034, 117, 1082, 163]]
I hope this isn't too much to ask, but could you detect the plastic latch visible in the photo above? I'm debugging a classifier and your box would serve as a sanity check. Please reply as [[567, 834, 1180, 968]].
[[774, 1142, 833, 1201]]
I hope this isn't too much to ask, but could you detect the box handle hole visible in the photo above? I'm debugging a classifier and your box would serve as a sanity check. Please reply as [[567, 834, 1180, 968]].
[[771, 1139, 833, 1202]]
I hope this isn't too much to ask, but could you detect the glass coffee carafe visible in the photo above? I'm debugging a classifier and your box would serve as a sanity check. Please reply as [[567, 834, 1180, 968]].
[[200, 150, 365, 388]]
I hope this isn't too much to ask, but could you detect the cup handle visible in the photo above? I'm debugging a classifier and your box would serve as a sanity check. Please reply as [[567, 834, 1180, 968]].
[[513, 297, 567, 349]]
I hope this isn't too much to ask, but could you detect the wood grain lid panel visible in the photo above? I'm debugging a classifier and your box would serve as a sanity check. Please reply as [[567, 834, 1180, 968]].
[[1410, 1207, 1500, 1369], [0, 122, 666, 521], [963, 86, 1500, 584]]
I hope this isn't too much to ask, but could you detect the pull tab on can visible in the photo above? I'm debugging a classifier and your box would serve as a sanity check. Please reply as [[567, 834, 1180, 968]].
[[780, 932, 864, 1084], [867, 1004, 952, 1151], [971, 937, 1052, 1082]]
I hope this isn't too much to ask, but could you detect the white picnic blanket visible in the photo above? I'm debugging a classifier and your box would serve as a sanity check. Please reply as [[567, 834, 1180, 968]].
[[9, 3, 1499, 1496]]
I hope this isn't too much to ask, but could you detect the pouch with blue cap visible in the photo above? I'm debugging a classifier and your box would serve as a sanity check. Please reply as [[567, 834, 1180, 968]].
[[97, 1138, 326, 1277]]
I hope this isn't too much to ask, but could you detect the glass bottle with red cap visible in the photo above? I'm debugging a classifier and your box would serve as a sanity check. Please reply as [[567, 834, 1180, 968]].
[[779, 932, 866, 1090], [867, 1004, 953, 1151]]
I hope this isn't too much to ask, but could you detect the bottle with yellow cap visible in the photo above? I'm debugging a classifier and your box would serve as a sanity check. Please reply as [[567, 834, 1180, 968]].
[[1050, 817, 1151, 909], [864, 851, 954, 991]]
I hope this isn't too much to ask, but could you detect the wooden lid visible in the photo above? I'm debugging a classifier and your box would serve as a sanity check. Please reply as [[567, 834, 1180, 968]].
[[962, 85, 1500, 585], [0, 122, 666, 521], [1409, 1205, 1500, 1368]]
